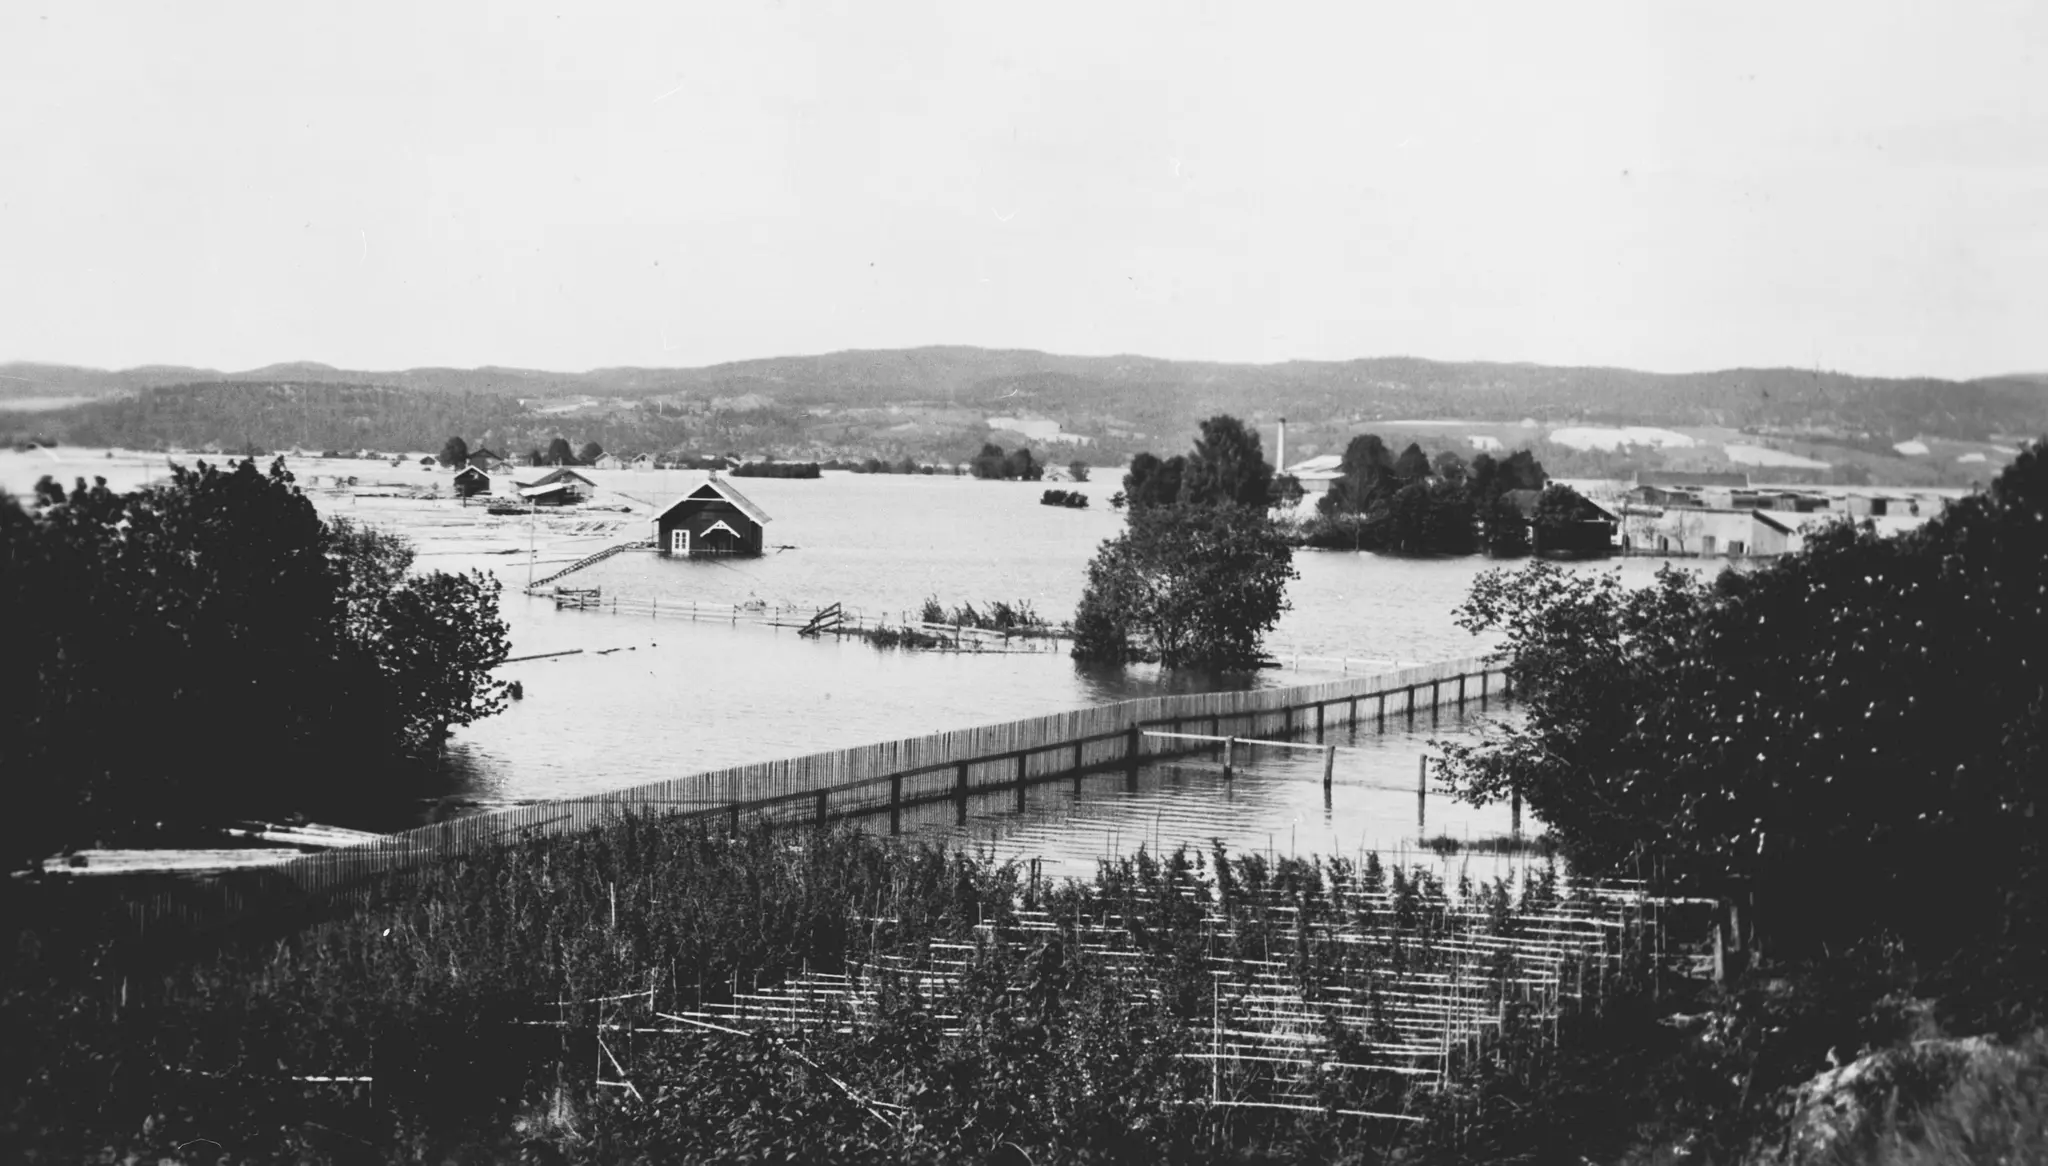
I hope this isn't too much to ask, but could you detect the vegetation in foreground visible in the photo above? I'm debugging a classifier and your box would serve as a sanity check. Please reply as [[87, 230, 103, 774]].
[[0, 458, 511, 868], [3, 824, 1602, 1165], [1422, 439, 2048, 1161]]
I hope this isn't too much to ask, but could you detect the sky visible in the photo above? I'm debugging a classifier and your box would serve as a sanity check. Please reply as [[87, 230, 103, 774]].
[[1, 1, 2043, 380]]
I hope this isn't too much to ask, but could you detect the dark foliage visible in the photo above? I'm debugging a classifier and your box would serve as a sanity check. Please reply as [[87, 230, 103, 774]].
[[1120, 451, 1187, 510], [438, 435, 469, 467], [1039, 489, 1089, 509], [1438, 440, 2048, 1020], [545, 437, 577, 466], [970, 443, 1044, 481], [0, 459, 508, 865], [730, 461, 822, 479], [1072, 502, 1296, 668], [1179, 415, 1275, 508]]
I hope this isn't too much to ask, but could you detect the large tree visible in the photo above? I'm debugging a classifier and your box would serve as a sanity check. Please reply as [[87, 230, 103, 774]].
[[1178, 415, 1274, 509], [1438, 443, 2048, 997], [0, 459, 509, 865], [1071, 502, 1297, 669], [438, 435, 470, 467], [1120, 452, 1187, 510], [545, 437, 576, 466]]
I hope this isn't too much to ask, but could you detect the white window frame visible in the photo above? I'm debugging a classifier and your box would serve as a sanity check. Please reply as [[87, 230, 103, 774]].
[[670, 528, 690, 555]]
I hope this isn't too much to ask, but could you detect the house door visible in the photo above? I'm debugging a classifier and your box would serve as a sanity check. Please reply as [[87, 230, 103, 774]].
[[670, 529, 690, 555]]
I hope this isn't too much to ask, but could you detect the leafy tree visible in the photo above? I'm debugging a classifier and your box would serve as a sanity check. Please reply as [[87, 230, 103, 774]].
[[0, 458, 508, 865], [579, 440, 604, 464], [1385, 478, 1477, 555], [1317, 434, 1398, 517], [1177, 415, 1274, 508], [546, 437, 576, 466], [1120, 452, 1186, 510], [1432, 450, 1468, 483], [1002, 446, 1043, 481], [1072, 503, 1297, 669], [1268, 473, 1306, 509], [971, 442, 1009, 480], [438, 435, 469, 467], [1438, 442, 2048, 998], [1482, 494, 1532, 556], [1391, 442, 1432, 482], [525, 446, 543, 466], [1068, 461, 1091, 483]]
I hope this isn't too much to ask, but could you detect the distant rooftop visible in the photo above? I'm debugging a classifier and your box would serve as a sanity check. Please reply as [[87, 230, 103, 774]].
[[1633, 470, 1751, 489]]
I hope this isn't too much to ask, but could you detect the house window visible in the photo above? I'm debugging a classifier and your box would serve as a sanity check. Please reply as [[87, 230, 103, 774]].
[[1728, 540, 1745, 556], [1702, 535, 1717, 554], [670, 529, 690, 555]]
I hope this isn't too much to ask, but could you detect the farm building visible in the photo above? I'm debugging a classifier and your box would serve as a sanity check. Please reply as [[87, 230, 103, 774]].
[[515, 468, 597, 504], [451, 466, 492, 498], [1501, 488, 1619, 556], [652, 476, 771, 557], [1626, 470, 1751, 508]]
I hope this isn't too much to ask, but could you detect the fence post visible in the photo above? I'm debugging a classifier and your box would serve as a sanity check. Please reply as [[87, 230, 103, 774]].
[[1223, 737, 1235, 779], [1417, 754, 1427, 835], [1125, 725, 1141, 790], [816, 789, 828, 824], [1015, 753, 1028, 812], [889, 775, 902, 836], [1405, 686, 1416, 726], [1511, 785, 1522, 837], [1323, 745, 1336, 790], [1315, 702, 1325, 742]]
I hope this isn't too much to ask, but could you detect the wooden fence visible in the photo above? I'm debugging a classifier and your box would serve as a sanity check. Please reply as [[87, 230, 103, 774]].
[[94, 655, 1507, 934], [272, 655, 1507, 897]]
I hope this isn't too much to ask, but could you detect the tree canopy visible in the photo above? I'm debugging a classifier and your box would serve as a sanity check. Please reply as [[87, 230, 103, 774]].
[[0, 458, 509, 866], [545, 437, 577, 466], [1078, 415, 1295, 668], [1437, 442, 2048, 1006], [1178, 415, 1275, 508], [1071, 502, 1296, 669], [438, 435, 469, 467]]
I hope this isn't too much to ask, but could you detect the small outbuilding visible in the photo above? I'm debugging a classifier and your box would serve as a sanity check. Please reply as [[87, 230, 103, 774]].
[[652, 476, 771, 557], [452, 465, 492, 498]]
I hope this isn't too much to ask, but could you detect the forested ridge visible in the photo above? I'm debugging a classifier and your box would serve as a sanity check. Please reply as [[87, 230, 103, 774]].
[[8, 348, 2046, 458]]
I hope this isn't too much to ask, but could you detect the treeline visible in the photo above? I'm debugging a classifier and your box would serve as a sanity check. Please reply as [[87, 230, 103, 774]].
[[1302, 436, 1572, 556], [729, 461, 821, 479], [968, 441, 1043, 480], [37, 382, 694, 459]]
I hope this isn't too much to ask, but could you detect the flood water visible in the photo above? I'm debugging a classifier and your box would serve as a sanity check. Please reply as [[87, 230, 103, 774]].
[[3, 450, 1703, 867]]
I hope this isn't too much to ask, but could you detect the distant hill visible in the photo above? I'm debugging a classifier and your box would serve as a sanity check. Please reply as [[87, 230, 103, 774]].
[[5, 349, 2044, 474]]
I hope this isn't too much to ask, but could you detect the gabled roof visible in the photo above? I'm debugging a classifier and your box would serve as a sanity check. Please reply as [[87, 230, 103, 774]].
[[529, 468, 597, 488], [519, 481, 571, 498], [650, 477, 772, 526], [453, 465, 490, 480]]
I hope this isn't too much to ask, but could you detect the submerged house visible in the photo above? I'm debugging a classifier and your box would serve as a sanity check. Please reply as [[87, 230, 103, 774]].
[[652, 476, 771, 557], [515, 468, 597, 505], [451, 465, 492, 498]]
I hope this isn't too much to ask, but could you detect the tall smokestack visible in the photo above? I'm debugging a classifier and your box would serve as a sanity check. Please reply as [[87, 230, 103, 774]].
[[1277, 417, 1286, 475]]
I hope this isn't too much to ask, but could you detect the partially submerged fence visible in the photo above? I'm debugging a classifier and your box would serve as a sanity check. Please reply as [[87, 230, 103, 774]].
[[271, 656, 1507, 900], [96, 655, 1508, 933]]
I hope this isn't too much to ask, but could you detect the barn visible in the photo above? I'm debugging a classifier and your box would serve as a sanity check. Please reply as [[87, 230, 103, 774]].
[[652, 476, 771, 557], [452, 465, 492, 498], [515, 468, 597, 505]]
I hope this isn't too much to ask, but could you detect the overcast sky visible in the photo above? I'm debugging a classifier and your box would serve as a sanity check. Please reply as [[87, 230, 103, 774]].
[[2, 1, 2042, 379]]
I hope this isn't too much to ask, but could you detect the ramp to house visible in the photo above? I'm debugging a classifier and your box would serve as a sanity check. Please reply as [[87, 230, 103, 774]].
[[527, 538, 653, 590]]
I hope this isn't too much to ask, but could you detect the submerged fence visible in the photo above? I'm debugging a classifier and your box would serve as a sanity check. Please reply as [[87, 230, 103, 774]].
[[109, 655, 1509, 932]]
